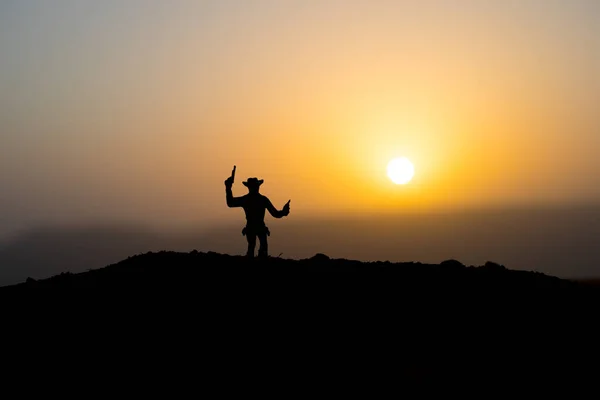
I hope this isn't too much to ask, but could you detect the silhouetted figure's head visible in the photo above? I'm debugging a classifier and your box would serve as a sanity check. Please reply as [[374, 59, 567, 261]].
[[243, 177, 263, 193]]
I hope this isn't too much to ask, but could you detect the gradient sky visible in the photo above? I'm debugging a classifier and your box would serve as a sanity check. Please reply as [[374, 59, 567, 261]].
[[1, 0, 599, 238]]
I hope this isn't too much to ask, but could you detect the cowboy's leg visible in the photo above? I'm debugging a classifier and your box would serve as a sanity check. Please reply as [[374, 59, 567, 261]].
[[257, 232, 268, 258], [246, 233, 257, 257]]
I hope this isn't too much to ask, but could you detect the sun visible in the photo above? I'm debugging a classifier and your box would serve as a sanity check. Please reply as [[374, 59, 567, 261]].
[[387, 157, 414, 184]]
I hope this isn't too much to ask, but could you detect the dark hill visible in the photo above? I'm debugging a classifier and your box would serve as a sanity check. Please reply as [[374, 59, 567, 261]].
[[1, 250, 596, 298], [3, 251, 599, 389]]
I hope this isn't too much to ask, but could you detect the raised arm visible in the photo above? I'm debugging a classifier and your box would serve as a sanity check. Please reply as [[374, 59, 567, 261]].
[[225, 165, 244, 207], [266, 198, 290, 218], [225, 184, 244, 208]]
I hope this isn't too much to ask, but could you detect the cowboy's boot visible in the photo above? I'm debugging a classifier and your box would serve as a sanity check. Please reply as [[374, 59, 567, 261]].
[[257, 249, 268, 259]]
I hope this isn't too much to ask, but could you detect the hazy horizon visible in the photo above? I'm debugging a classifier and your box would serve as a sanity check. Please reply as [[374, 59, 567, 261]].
[[1, 203, 599, 287], [1, 1, 599, 282]]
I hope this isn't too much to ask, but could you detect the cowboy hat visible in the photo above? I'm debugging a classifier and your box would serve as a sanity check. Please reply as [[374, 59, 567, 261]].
[[243, 177, 264, 187]]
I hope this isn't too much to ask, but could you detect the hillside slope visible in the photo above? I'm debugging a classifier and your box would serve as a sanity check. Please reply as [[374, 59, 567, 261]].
[[3, 250, 598, 306], [2, 251, 598, 388], [0, 250, 590, 290]]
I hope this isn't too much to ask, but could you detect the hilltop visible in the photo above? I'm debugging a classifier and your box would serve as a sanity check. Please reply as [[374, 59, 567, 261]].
[[0, 249, 592, 291], [2, 251, 599, 388], [3, 250, 598, 309]]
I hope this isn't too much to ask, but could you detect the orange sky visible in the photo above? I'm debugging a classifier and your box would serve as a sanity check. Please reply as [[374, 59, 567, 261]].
[[1, 1, 599, 233]]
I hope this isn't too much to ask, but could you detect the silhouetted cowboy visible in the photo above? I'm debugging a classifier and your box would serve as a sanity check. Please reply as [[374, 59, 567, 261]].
[[225, 165, 290, 258]]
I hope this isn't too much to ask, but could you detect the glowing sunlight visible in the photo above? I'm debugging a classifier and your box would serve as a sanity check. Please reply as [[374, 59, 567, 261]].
[[387, 157, 415, 185]]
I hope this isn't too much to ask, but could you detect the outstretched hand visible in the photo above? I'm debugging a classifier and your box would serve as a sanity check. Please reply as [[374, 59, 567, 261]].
[[224, 165, 236, 187], [282, 199, 291, 216]]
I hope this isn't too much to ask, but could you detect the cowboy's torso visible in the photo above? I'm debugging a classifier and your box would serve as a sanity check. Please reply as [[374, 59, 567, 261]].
[[240, 193, 268, 226]]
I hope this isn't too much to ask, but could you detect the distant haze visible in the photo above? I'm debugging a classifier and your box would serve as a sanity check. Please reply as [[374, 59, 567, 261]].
[[1, 205, 599, 287], [1, 2, 599, 281]]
